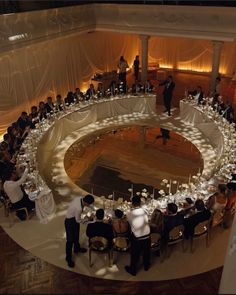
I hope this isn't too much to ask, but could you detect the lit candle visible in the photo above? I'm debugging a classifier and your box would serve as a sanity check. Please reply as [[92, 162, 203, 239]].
[[188, 174, 191, 185], [152, 187, 155, 198], [112, 191, 115, 208], [176, 181, 179, 193], [169, 180, 172, 195], [131, 184, 134, 197], [91, 187, 94, 195]]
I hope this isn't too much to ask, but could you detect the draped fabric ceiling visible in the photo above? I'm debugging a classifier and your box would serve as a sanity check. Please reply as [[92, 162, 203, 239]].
[[0, 31, 236, 136]]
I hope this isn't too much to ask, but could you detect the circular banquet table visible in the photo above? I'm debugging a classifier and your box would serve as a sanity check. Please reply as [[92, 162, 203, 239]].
[[18, 95, 236, 216]]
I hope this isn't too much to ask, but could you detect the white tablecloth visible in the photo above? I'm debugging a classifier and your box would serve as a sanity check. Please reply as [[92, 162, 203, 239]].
[[180, 100, 224, 154], [34, 187, 56, 224], [180, 100, 210, 125]]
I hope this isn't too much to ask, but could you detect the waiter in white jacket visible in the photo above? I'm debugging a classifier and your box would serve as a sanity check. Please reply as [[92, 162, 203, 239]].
[[125, 195, 151, 276]]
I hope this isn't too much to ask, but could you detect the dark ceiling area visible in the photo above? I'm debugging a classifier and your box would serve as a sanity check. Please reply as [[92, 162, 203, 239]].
[[0, 0, 236, 14]]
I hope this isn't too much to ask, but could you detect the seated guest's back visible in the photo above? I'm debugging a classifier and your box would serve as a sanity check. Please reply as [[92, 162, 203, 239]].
[[86, 209, 114, 247], [163, 203, 184, 239], [150, 208, 164, 234], [112, 209, 130, 237], [184, 199, 211, 239]]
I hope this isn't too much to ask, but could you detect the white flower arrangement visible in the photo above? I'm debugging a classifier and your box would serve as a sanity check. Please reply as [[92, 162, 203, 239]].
[[158, 190, 165, 196], [142, 188, 147, 192], [182, 183, 189, 189], [162, 179, 168, 184]]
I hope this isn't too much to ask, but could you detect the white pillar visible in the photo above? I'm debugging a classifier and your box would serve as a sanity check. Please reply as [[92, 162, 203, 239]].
[[211, 40, 223, 93], [140, 35, 150, 84]]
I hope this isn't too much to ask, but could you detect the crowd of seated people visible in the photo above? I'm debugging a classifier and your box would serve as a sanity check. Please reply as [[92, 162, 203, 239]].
[[83, 191, 236, 275], [187, 85, 235, 123]]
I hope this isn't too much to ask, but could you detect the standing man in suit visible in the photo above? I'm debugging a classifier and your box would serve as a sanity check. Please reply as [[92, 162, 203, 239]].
[[64, 194, 94, 268], [159, 75, 175, 116]]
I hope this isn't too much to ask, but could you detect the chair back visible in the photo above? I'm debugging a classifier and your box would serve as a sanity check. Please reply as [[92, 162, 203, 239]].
[[90, 236, 108, 251], [194, 220, 209, 235], [151, 232, 161, 248], [211, 209, 224, 227], [113, 236, 130, 251], [169, 225, 184, 242]]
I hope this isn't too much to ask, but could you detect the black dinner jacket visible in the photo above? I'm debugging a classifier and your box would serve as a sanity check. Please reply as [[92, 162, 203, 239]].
[[86, 221, 114, 245], [184, 209, 211, 238], [159, 80, 175, 97]]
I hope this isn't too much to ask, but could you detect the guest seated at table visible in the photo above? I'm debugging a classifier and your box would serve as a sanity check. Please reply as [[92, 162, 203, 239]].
[[64, 91, 75, 105], [17, 112, 31, 132], [184, 199, 211, 239], [96, 83, 104, 99], [144, 80, 154, 93], [2, 134, 14, 157], [85, 84, 96, 100], [38, 101, 47, 121], [0, 151, 15, 181], [55, 94, 64, 111], [3, 167, 35, 220], [163, 202, 184, 240], [149, 208, 164, 234], [211, 94, 221, 110], [86, 208, 114, 248], [188, 86, 204, 105], [45, 96, 54, 113], [221, 101, 234, 122], [74, 88, 84, 102], [131, 80, 142, 94], [112, 209, 130, 237], [207, 184, 227, 213], [29, 106, 39, 127], [109, 80, 118, 96]]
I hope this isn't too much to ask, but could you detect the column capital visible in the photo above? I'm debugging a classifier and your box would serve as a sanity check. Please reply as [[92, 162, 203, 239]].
[[139, 35, 150, 42], [212, 40, 224, 48]]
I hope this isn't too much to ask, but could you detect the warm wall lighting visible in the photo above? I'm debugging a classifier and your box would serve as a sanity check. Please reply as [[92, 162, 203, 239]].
[[159, 64, 173, 69]]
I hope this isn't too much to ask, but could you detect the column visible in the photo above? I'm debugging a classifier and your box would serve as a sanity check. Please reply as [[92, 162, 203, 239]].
[[140, 35, 150, 84], [210, 40, 223, 93]]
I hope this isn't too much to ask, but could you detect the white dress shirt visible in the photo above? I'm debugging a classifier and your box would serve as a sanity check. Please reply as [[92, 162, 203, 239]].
[[127, 207, 150, 238], [3, 168, 28, 204], [66, 197, 84, 223]]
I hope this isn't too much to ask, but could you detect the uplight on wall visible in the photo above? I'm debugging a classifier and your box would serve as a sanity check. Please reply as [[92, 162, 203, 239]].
[[8, 33, 28, 41], [159, 64, 173, 69]]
